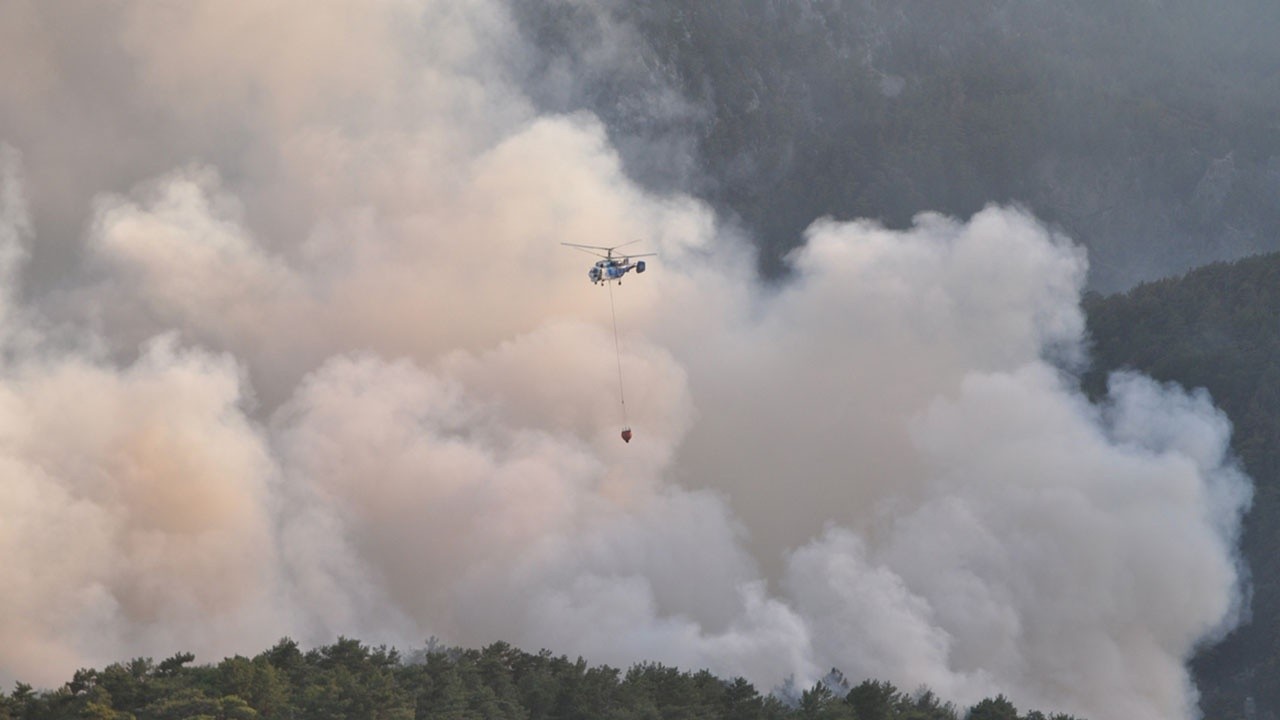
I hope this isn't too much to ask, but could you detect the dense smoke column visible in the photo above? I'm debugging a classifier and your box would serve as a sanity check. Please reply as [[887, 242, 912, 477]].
[[0, 4, 1255, 720]]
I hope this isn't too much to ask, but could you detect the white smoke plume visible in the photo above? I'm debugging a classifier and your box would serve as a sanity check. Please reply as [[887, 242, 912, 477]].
[[0, 3, 1251, 720]]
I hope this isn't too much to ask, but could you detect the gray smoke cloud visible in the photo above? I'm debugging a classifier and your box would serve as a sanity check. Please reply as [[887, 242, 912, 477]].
[[0, 3, 1252, 720]]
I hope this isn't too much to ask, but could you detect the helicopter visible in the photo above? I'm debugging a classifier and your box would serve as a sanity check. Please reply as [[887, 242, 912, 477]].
[[562, 240, 655, 285], [563, 240, 654, 444]]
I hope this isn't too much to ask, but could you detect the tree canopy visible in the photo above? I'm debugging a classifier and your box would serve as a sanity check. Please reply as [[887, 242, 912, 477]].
[[0, 638, 1080, 720]]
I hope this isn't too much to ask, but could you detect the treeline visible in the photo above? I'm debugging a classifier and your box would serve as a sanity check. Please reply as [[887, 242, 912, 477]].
[[0, 638, 1079, 720], [1084, 250, 1280, 718]]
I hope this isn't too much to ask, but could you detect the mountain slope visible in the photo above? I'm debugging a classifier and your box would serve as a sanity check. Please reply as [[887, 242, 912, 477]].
[[1085, 251, 1280, 719], [518, 0, 1280, 291]]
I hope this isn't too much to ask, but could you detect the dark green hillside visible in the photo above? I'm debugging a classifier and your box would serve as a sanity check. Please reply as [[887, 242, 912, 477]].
[[518, 0, 1280, 291], [1084, 251, 1280, 719], [0, 638, 1078, 720]]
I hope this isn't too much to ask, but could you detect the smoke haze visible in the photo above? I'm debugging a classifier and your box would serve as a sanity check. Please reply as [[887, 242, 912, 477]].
[[0, 3, 1252, 720]]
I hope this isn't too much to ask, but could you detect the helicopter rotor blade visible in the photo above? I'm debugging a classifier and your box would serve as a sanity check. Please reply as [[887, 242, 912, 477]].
[[561, 242, 615, 251], [562, 244, 611, 259], [561, 240, 650, 261]]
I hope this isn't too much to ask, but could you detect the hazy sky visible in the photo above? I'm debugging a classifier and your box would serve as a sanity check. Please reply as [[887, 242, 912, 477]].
[[0, 3, 1253, 720]]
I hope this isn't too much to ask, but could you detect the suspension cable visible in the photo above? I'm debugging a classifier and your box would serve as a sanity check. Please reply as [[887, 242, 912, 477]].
[[607, 279, 629, 429]]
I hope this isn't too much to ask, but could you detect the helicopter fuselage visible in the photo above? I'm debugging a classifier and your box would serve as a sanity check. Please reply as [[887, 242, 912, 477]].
[[589, 258, 646, 285]]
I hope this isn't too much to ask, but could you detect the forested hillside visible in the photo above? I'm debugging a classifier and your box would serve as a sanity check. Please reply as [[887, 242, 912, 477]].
[[517, 0, 1280, 290], [1085, 251, 1280, 719], [0, 638, 1077, 720]]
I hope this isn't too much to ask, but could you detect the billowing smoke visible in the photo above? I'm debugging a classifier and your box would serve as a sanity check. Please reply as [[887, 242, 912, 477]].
[[0, 3, 1251, 720]]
